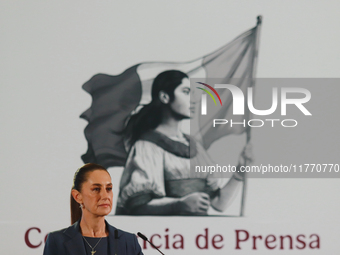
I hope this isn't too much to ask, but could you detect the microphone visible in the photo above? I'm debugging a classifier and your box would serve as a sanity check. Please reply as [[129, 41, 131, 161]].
[[137, 232, 165, 255], [114, 229, 119, 255]]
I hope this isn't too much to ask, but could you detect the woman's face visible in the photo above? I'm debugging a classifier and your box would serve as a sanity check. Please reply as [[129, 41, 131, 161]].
[[78, 170, 113, 217], [170, 78, 194, 118]]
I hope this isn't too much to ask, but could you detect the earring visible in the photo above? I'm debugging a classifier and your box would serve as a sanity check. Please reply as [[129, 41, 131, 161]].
[[79, 204, 83, 209]]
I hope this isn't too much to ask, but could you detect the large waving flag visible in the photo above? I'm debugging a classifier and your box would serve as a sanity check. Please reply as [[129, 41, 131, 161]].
[[81, 16, 262, 168]]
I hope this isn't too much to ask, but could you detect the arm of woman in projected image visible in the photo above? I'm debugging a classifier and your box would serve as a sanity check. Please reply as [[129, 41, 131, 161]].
[[121, 140, 211, 215], [210, 143, 253, 212], [131, 192, 211, 215]]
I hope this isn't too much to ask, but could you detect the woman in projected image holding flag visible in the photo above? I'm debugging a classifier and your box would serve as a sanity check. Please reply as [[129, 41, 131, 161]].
[[80, 17, 261, 216], [115, 70, 251, 215]]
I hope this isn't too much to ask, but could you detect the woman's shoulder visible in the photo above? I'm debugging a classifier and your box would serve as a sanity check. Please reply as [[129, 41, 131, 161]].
[[130, 138, 165, 159], [106, 223, 139, 246], [136, 130, 197, 158], [114, 228, 137, 239], [47, 222, 79, 240], [47, 226, 68, 236], [116, 231, 142, 253]]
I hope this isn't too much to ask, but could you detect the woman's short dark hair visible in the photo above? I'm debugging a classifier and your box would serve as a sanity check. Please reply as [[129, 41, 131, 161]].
[[70, 163, 108, 224], [124, 70, 188, 146]]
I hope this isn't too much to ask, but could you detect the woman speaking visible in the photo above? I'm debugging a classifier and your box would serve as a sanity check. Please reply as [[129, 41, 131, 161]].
[[43, 163, 143, 255]]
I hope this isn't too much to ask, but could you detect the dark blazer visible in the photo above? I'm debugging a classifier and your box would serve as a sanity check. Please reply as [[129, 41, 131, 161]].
[[43, 220, 143, 255]]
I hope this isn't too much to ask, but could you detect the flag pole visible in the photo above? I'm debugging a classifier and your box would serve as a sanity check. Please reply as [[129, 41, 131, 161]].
[[240, 15, 262, 217]]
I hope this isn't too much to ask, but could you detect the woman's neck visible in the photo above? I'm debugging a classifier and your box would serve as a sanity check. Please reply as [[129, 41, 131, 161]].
[[156, 115, 183, 138], [155, 106, 189, 140], [80, 214, 107, 237]]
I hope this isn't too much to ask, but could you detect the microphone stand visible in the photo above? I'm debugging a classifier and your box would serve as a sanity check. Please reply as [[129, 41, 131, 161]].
[[137, 232, 165, 255]]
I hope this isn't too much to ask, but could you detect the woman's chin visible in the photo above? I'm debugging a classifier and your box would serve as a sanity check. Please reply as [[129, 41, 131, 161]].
[[97, 206, 112, 215]]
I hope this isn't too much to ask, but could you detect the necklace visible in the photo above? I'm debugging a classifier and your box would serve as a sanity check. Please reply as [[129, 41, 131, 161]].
[[82, 236, 103, 255]]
